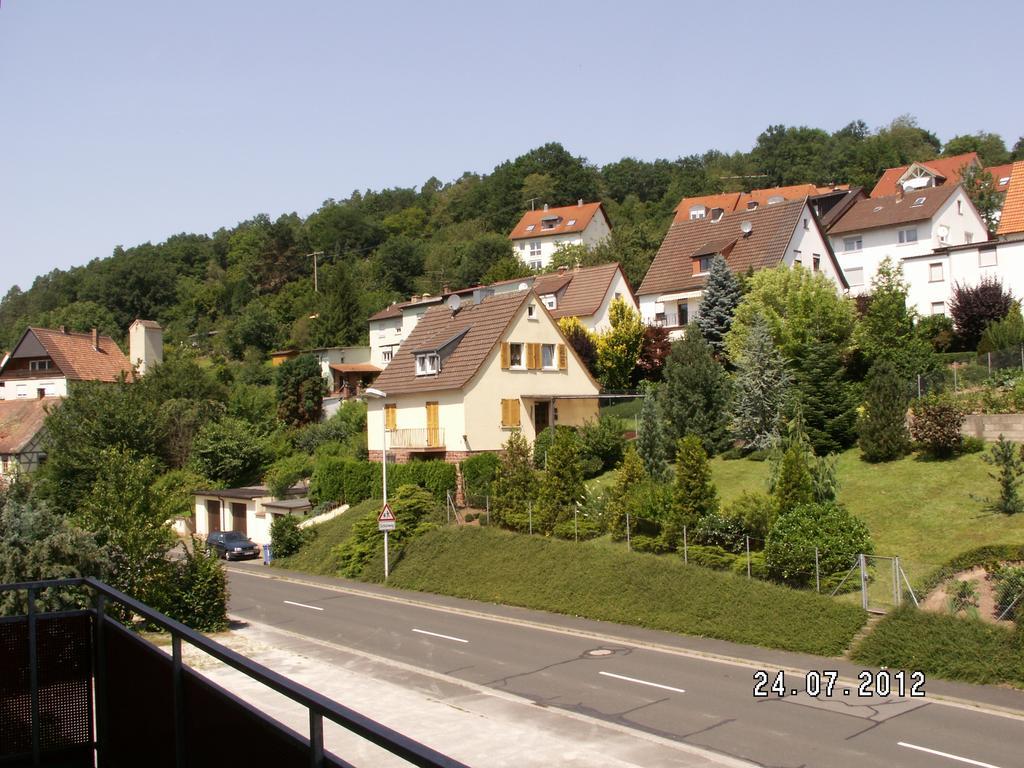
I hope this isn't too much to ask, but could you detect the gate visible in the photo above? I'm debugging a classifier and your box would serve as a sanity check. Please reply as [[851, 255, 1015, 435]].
[[858, 555, 917, 613]]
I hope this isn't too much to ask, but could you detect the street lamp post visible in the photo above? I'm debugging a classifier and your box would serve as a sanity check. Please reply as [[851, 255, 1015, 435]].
[[364, 387, 390, 579]]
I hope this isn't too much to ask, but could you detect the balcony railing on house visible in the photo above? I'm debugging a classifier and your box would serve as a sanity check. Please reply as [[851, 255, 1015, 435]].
[[653, 312, 684, 329], [388, 428, 445, 450], [0, 578, 466, 768]]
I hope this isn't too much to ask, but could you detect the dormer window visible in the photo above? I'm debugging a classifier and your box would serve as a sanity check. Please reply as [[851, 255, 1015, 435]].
[[541, 295, 557, 310], [566, 218, 576, 226], [767, 195, 785, 205], [710, 208, 725, 222], [747, 201, 758, 210], [696, 255, 712, 274], [689, 205, 706, 220], [29, 359, 53, 372], [415, 353, 440, 376], [540, 215, 561, 230]]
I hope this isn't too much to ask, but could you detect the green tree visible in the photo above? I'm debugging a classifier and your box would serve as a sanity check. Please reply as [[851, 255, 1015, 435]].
[[949, 275, 1014, 351], [859, 359, 911, 463], [773, 442, 815, 514], [668, 436, 718, 548], [1013, 136, 1024, 161], [595, 297, 645, 390], [982, 436, 1024, 515], [959, 165, 1003, 233], [696, 254, 742, 360], [188, 417, 269, 486], [374, 236, 425, 295], [607, 444, 649, 540], [313, 259, 363, 347], [276, 354, 327, 427], [492, 431, 536, 530], [764, 502, 872, 586], [536, 427, 585, 533], [942, 132, 1010, 165], [732, 314, 791, 449], [636, 386, 668, 480], [558, 316, 598, 377], [660, 330, 732, 455], [791, 340, 858, 454], [225, 299, 280, 358]]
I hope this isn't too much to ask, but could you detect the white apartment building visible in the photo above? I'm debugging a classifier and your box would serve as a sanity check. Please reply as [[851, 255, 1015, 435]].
[[508, 201, 611, 270]]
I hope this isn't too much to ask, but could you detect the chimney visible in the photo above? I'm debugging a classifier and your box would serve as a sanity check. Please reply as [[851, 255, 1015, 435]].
[[543, 203, 549, 211], [557, 265, 568, 275], [442, 282, 450, 295], [129, 320, 163, 377], [91, 328, 99, 351], [410, 294, 420, 302], [578, 199, 583, 206], [59, 325, 66, 334], [896, 184, 905, 202]]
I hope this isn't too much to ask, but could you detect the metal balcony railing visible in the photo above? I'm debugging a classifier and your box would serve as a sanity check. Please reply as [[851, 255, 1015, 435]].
[[388, 428, 444, 449], [653, 312, 685, 328], [0, 578, 466, 768]]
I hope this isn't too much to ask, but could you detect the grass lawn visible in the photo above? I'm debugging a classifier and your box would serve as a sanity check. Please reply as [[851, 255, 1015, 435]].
[[390, 526, 866, 656], [710, 449, 1024, 571], [272, 498, 380, 575]]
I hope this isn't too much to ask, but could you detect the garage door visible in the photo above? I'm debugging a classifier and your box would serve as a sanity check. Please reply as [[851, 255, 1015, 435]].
[[206, 500, 221, 533], [231, 503, 247, 535]]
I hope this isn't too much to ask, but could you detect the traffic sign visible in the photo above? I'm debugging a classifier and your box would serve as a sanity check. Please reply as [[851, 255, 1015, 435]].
[[378, 502, 396, 531]]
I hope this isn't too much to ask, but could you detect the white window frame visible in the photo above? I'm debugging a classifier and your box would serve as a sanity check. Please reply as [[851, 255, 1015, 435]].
[[689, 205, 706, 220], [529, 241, 542, 260], [541, 295, 557, 310], [845, 266, 865, 286], [964, 232, 973, 244], [979, 248, 998, 268], [29, 359, 52, 372], [541, 344, 556, 370], [928, 262, 944, 283], [508, 342, 525, 369], [527, 303, 538, 320], [898, 228, 918, 244], [696, 255, 711, 274], [931, 301, 945, 316], [812, 254, 821, 272], [843, 236, 863, 252], [415, 353, 440, 376]]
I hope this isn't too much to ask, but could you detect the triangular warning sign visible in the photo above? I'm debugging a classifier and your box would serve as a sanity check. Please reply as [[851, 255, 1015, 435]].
[[378, 502, 396, 523]]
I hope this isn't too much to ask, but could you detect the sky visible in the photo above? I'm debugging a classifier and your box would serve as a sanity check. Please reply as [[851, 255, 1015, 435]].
[[1, 0, 1022, 298]]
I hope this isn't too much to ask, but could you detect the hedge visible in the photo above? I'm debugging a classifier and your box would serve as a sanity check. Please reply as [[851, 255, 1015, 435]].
[[309, 457, 456, 506]]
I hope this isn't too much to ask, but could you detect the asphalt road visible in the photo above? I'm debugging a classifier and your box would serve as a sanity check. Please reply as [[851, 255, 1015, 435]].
[[227, 567, 1024, 768]]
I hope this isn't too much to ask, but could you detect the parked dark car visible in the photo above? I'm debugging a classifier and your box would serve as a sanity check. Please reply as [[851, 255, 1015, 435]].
[[207, 531, 259, 561]]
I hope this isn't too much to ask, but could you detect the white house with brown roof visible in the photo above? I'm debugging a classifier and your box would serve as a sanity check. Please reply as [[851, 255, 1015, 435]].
[[367, 290, 600, 463], [828, 184, 988, 303], [638, 200, 847, 339], [509, 201, 611, 270], [368, 263, 634, 369]]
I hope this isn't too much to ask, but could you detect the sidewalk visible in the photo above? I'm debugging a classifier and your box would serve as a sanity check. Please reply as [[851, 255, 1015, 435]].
[[196, 618, 752, 768]]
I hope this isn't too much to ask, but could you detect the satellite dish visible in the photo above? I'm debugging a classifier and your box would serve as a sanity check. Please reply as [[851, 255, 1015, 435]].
[[740, 220, 753, 235], [446, 294, 462, 313], [517, 282, 529, 292]]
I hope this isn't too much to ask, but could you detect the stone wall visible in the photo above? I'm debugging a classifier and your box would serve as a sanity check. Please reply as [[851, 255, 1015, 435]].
[[962, 413, 1024, 442]]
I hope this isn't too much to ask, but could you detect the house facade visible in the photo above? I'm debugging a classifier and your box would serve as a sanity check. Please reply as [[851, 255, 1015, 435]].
[[828, 184, 988, 299], [367, 290, 600, 463], [638, 200, 847, 338], [509, 201, 611, 270], [368, 263, 635, 369], [192, 485, 310, 546]]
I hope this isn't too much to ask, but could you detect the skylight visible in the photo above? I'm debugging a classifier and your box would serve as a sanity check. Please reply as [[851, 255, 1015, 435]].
[[566, 219, 576, 226], [1000, 177, 1010, 186], [526, 224, 535, 231], [873, 206, 883, 212], [911, 197, 926, 207]]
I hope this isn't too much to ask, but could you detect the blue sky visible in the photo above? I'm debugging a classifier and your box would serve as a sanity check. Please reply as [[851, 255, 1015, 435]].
[[1, 0, 1021, 298]]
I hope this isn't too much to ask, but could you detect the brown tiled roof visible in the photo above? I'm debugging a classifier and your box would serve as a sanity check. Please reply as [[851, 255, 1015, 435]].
[[997, 161, 1024, 236], [22, 328, 133, 382], [328, 363, 381, 374], [509, 202, 606, 240], [372, 291, 530, 395], [534, 263, 628, 319], [672, 184, 824, 224], [828, 184, 959, 236], [988, 163, 1014, 194], [869, 153, 978, 197], [0, 397, 57, 453], [639, 200, 819, 297]]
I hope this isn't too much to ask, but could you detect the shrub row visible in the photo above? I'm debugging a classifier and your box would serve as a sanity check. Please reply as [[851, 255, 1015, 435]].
[[309, 457, 456, 506]]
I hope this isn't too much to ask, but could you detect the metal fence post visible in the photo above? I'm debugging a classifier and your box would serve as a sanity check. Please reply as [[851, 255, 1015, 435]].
[[815, 548, 820, 594], [988, 351, 992, 375], [746, 536, 751, 578], [893, 557, 902, 608], [625, 510, 631, 552], [917, 374, 922, 398], [859, 554, 869, 611], [172, 634, 186, 768], [28, 587, 40, 766], [574, 503, 578, 543], [953, 363, 958, 392], [93, 592, 107, 765], [528, 502, 532, 535], [683, 525, 688, 565], [309, 711, 324, 768], [486, 496, 490, 526]]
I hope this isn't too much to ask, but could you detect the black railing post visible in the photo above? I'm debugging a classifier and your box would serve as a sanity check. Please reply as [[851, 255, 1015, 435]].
[[92, 592, 108, 766], [28, 587, 40, 766], [309, 711, 324, 768], [172, 634, 186, 768]]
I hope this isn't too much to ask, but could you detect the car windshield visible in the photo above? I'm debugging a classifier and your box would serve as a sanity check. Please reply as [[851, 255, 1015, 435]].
[[223, 532, 248, 541]]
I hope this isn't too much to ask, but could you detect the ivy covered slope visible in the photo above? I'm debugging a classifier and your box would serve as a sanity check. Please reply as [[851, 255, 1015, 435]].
[[3, 118, 1017, 355]]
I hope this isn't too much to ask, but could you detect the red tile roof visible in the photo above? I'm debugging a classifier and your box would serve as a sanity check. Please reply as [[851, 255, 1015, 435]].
[[19, 328, 134, 382], [828, 184, 959, 236], [532, 263, 628, 320], [372, 292, 531, 395], [869, 153, 979, 198], [639, 200, 838, 297], [988, 163, 1014, 194], [672, 184, 829, 224], [997, 161, 1024, 236], [509, 202, 606, 240], [0, 397, 57, 453]]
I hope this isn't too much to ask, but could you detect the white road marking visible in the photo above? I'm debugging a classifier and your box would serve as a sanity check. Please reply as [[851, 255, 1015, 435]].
[[283, 600, 323, 611], [599, 671, 686, 695], [898, 742, 1002, 767], [412, 628, 468, 644]]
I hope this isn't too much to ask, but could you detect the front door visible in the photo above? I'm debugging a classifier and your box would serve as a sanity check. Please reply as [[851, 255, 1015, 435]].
[[534, 401, 550, 432], [231, 502, 247, 535], [425, 401, 440, 447], [207, 500, 221, 533]]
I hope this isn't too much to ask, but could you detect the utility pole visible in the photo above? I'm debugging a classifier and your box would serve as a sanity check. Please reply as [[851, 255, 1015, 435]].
[[307, 251, 325, 292]]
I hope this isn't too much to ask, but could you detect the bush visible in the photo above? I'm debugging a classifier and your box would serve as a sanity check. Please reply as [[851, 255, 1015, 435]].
[[461, 452, 500, 499], [552, 516, 604, 541], [731, 551, 768, 580], [532, 426, 567, 469], [631, 534, 672, 554], [264, 454, 313, 498], [909, 396, 965, 459], [270, 514, 315, 559], [961, 435, 986, 454], [764, 502, 873, 586], [156, 539, 228, 632], [684, 545, 737, 570], [578, 415, 626, 477], [693, 511, 747, 554], [726, 492, 777, 541]]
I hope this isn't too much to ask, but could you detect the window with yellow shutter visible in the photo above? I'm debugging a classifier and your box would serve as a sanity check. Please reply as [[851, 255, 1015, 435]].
[[558, 344, 568, 370], [527, 343, 541, 370], [500, 342, 510, 369], [500, 398, 521, 428], [384, 404, 397, 431]]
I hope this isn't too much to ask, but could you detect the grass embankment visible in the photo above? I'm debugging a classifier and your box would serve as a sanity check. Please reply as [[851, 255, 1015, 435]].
[[712, 449, 1024, 568], [852, 607, 1024, 687], [388, 526, 866, 656], [272, 498, 380, 575]]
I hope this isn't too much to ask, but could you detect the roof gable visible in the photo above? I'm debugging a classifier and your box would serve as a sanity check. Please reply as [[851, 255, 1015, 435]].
[[828, 184, 960, 236], [639, 200, 805, 297], [997, 160, 1024, 236], [672, 184, 831, 224], [869, 153, 979, 197], [509, 202, 606, 240]]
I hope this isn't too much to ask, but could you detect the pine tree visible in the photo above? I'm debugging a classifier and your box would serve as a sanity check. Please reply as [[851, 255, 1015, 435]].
[[773, 443, 815, 514], [636, 386, 668, 480], [667, 435, 719, 548], [792, 340, 858, 455], [313, 259, 363, 348], [608, 444, 648, 539], [660, 330, 732, 455], [696, 254, 741, 360], [858, 358, 911, 462], [536, 427, 585, 533], [732, 314, 790, 449], [492, 432, 536, 531]]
